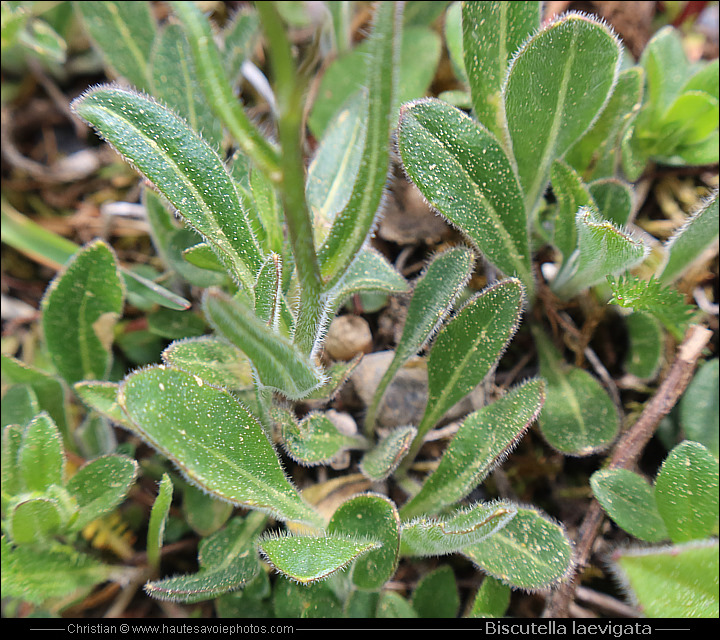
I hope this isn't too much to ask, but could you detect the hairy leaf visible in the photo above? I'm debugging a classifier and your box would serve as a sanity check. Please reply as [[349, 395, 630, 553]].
[[146, 473, 173, 571], [680, 359, 719, 458], [411, 565, 460, 618], [18, 413, 65, 493], [624, 311, 664, 381], [360, 425, 417, 482], [589, 178, 633, 227]]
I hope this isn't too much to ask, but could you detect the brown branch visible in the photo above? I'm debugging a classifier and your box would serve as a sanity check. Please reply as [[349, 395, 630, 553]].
[[543, 324, 713, 618]]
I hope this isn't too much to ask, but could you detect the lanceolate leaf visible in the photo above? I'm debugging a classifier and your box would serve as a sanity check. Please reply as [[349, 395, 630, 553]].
[[10, 498, 63, 544], [254, 253, 283, 329], [41, 240, 124, 385], [532, 326, 619, 455], [679, 359, 719, 458], [360, 425, 417, 482], [591, 469, 669, 542], [551, 207, 648, 299], [659, 190, 719, 285], [203, 289, 324, 399], [365, 246, 474, 433], [400, 501, 517, 557], [72, 86, 263, 293], [413, 278, 524, 453], [654, 441, 719, 544], [468, 576, 511, 618], [550, 160, 594, 261], [74, 1, 156, 92], [18, 413, 65, 494], [624, 311, 664, 381], [258, 533, 381, 585], [411, 565, 460, 619], [327, 493, 400, 590], [398, 98, 534, 296], [400, 379, 545, 520], [317, 1, 401, 287], [504, 13, 621, 213], [462, 0, 540, 141], [147, 474, 173, 572], [146, 514, 265, 603], [162, 337, 253, 390], [462, 507, 573, 590], [589, 178, 634, 227], [74, 381, 140, 431], [119, 366, 322, 527]]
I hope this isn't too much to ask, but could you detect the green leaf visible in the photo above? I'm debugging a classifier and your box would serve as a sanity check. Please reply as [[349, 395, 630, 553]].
[[659, 91, 719, 149], [147, 308, 206, 340], [610, 540, 719, 618], [590, 469, 668, 542], [365, 246, 474, 433], [203, 289, 324, 400], [276, 409, 367, 467], [166, 229, 229, 288], [533, 326, 619, 455], [150, 23, 222, 148], [162, 337, 253, 391], [608, 275, 694, 341], [589, 178, 634, 227], [468, 576, 511, 618], [2, 424, 24, 500], [258, 533, 381, 585], [360, 425, 417, 482], [1, 385, 39, 429], [550, 160, 594, 261], [462, 0, 539, 141], [1, 537, 115, 606], [680, 359, 719, 458], [414, 278, 525, 451], [551, 207, 648, 299], [18, 413, 65, 493], [306, 90, 367, 246], [565, 67, 644, 181], [273, 577, 342, 618], [397, 98, 534, 296], [654, 441, 719, 543], [504, 13, 621, 213], [73, 381, 136, 431], [41, 240, 124, 385], [65, 455, 138, 531], [74, 1, 156, 92], [221, 7, 259, 85], [254, 253, 283, 329], [147, 473, 173, 572], [181, 482, 233, 538], [462, 507, 573, 590], [659, 190, 718, 285], [624, 311, 664, 381], [249, 167, 283, 256], [119, 366, 321, 527], [10, 498, 63, 544], [343, 590, 380, 618], [168, 1, 280, 180], [400, 379, 545, 519], [120, 267, 191, 311], [327, 493, 401, 590], [682, 59, 719, 100], [444, 2, 467, 85], [400, 501, 517, 556], [317, 2, 401, 287], [376, 591, 418, 618], [303, 356, 362, 402], [412, 565, 460, 618], [1, 355, 68, 442], [146, 515, 264, 603], [639, 27, 688, 122], [72, 86, 263, 293]]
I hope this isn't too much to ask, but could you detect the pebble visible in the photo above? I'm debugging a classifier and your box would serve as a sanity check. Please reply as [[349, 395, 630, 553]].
[[324, 314, 373, 361]]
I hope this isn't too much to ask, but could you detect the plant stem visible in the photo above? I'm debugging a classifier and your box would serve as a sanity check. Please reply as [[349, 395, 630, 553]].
[[257, 1, 325, 356]]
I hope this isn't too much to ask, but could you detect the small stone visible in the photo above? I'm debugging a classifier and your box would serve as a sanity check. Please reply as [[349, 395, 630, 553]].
[[324, 315, 373, 361]]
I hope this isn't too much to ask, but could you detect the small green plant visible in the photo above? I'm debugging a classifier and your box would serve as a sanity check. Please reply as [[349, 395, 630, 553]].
[[1, 0, 717, 620]]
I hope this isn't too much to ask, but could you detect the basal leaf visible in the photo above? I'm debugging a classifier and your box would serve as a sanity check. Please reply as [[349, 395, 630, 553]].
[[203, 289, 324, 399], [589, 178, 634, 227], [654, 441, 719, 543], [162, 337, 253, 391], [639, 26, 688, 122], [504, 13, 621, 213], [591, 468, 669, 542], [360, 425, 417, 482], [146, 515, 264, 603], [147, 473, 173, 571], [365, 246, 474, 433], [551, 207, 648, 299], [259, 532, 381, 585], [411, 565, 460, 618], [376, 590, 418, 618], [400, 379, 545, 519], [2, 424, 24, 500], [398, 98, 534, 296], [74, 1, 156, 92], [624, 311, 664, 381], [41, 239, 124, 385], [10, 498, 63, 544], [273, 576, 342, 618], [462, 0, 540, 141], [181, 482, 233, 538], [1, 385, 38, 430], [679, 359, 719, 458], [221, 6, 259, 85], [119, 366, 321, 527], [533, 326, 619, 455], [550, 160, 595, 262], [468, 576, 511, 618], [462, 507, 573, 590], [18, 413, 65, 494], [65, 454, 138, 531], [610, 540, 719, 618], [400, 501, 517, 557], [73, 381, 137, 431], [254, 253, 282, 329], [659, 190, 718, 285], [327, 493, 400, 590], [72, 86, 263, 293]]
